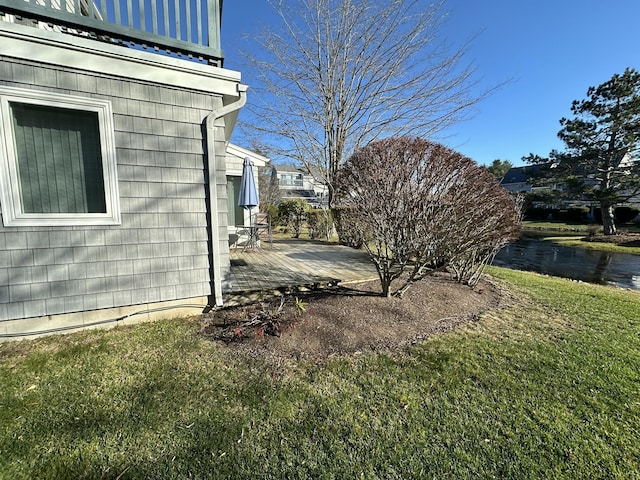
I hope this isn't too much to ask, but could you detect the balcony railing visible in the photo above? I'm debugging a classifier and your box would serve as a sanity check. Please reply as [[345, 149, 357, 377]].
[[0, 0, 223, 65]]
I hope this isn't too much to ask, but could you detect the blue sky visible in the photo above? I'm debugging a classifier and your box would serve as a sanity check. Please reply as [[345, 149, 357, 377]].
[[221, 1, 640, 167]]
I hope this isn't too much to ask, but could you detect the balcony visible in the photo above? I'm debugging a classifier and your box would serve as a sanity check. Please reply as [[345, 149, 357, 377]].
[[0, 0, 223, 65]]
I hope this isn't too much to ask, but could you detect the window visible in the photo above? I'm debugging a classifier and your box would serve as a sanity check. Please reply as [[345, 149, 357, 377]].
[[279, 174, 292, 186], [226, 176, 245, 226], [0, 87, 120, 226], [280, 173, 304, 187]]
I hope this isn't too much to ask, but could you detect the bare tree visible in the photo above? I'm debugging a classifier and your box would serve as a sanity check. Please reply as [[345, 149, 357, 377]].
[[336, 137, 521, 297], [243, 0, 486, 207], [257, 165, 281, 207]]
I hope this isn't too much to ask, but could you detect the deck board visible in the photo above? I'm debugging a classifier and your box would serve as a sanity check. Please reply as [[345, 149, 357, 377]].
[[225, 239, 378, 300]]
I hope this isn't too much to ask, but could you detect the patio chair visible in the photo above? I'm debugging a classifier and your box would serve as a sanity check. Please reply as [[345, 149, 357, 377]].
[[229, 233, 240, 249], [254, 212, 272, 248], [231, 214, 271, 251]]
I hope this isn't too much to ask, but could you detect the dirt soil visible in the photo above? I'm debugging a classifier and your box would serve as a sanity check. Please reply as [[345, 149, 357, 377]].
[[200, 275, 502, 361]]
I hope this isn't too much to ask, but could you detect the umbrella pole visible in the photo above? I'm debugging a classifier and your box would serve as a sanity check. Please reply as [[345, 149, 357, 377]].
[[243, 207, 256, 251], [249, 207, 254, 248]]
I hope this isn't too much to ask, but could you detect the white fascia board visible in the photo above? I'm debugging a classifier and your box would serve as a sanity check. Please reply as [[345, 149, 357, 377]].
[[226, 143, 270, 167], [222, 108, 239, 143], [0, 21, 241, 96]]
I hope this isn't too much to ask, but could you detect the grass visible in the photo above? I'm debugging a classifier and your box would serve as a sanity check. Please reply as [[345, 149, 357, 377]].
[[1, 269, 640, 479], [541, 236, 640, 254], [522, 220, 640, 234], [521, 220, 640, 253], [522, 220, 595, 232]]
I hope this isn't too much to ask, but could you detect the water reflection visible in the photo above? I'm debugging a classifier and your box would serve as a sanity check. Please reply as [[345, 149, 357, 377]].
[[493, 238, 640, 290], [591, 253, 612, 285]]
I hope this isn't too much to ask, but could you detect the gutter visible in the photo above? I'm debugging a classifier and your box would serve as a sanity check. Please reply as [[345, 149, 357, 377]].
[[205, 83, 248, 307]]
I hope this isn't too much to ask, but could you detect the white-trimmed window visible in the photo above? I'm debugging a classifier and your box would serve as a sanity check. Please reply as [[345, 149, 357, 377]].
[[0, 87, 120, 226]]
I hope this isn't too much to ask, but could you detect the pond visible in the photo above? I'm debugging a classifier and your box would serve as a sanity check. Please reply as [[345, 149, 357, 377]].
[[492, 238, 640, 290]]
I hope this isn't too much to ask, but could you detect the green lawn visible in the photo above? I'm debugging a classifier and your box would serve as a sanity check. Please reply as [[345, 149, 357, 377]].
[[541, 236, 640, 255], [1, 269, 639, 479], [522, 220, 640, 233], [521, 220, 640, 253]]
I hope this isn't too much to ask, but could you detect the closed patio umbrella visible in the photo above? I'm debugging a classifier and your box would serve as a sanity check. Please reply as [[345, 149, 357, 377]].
[[238, 157, 259, 247], [238, 157, 258, 212]]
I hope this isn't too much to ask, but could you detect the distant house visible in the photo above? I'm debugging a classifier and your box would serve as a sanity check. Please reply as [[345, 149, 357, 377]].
[[271, 164, 328, 207], [500, 165, 559, 193], [0, 0, 259, 338], [501, 162, 640, 210]]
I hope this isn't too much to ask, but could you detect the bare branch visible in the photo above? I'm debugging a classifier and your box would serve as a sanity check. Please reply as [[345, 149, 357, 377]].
[[241, 0, 491, 206], [335, 137, 521, 297]]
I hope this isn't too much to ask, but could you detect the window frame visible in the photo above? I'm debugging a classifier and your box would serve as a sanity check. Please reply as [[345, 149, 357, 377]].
[[0, 87, 120, 227], [226, 175, 246, 227]]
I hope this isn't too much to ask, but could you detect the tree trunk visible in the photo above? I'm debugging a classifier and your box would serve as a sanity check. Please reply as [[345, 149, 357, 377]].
[[601, 203, 617, 235], [379, 267, 393, 298]]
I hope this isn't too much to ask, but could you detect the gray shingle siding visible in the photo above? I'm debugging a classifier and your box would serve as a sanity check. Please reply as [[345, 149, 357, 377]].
[[0, 57, 217, 322]]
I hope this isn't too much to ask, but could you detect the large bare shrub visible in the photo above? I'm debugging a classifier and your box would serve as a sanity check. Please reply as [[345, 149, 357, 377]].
[[336, 137, 521, 297]]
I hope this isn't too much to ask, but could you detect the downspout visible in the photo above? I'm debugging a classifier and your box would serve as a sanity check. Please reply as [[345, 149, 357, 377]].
[[205, 83, 248, 307]]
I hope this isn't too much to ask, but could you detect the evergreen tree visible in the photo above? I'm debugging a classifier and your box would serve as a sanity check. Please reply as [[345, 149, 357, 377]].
[[527, 68, 640, 235], [486, 159, 513, 179]]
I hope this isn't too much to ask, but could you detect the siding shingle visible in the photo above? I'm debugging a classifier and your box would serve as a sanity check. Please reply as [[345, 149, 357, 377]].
[[0, 58, 216, 323]]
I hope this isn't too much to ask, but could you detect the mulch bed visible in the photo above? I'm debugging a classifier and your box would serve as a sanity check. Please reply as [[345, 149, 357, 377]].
[[200, 274, 502, 361]]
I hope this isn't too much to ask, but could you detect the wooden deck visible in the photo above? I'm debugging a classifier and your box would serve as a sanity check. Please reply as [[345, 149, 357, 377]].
[[224, 239, 378, 301]]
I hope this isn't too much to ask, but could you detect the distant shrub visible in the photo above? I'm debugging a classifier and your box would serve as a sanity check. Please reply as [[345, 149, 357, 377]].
[[278, 199, 309, 238], [559, 207, 588, 222], [586, 225, 599, 237], [615, 206, 639, 223], [524, 207, 558, 221], [594, 208, 603, 224], [262, 203, 280, 227], [523, 208, 542, 220], [307, 209, 333, 240]]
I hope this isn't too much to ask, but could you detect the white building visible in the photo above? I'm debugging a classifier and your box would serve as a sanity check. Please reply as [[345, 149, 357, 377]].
[[271, 164, 328, 207]]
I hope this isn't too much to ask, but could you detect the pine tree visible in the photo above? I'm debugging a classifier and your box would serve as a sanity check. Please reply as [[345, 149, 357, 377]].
[[546, 68, 640, 235]]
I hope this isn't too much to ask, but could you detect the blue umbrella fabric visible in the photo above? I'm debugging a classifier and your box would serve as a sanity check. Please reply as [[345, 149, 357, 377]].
[[238, 157, 259, 212]]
